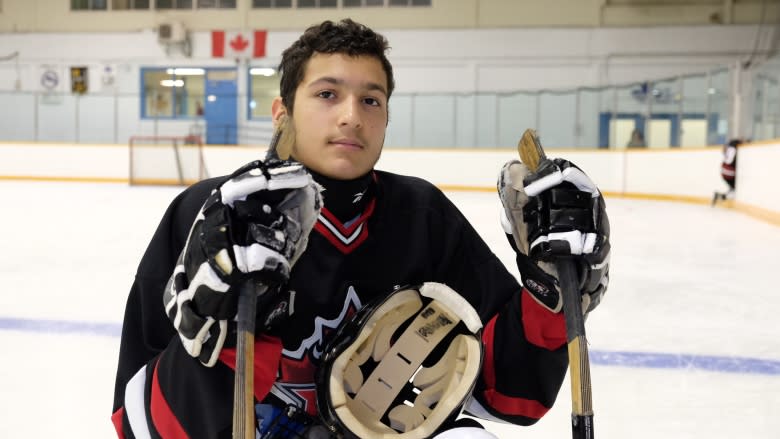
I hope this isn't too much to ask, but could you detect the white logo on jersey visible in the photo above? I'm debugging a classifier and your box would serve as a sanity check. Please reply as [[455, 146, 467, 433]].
[[282, 285, 363, 360], [270, 285, 364, 413]]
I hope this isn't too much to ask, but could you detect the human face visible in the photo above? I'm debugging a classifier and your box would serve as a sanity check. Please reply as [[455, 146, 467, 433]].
[[272, 53, 389, 180]]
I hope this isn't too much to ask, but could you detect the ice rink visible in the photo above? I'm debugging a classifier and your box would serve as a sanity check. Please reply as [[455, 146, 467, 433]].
[[1, 180, 779, 438]]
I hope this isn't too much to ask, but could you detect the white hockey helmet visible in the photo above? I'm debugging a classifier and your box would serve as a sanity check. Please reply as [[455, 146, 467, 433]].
[[315, 282, 484, 439]]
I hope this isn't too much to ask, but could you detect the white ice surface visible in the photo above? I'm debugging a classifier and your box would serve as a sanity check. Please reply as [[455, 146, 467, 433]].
[[0, 181, 778, 438]]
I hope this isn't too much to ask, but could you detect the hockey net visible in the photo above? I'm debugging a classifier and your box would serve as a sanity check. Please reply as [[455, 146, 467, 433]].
[[129, 135, 209, 186]]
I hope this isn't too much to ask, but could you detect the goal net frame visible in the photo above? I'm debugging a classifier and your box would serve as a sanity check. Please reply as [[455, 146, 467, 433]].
[[128, 135, 209, 186]]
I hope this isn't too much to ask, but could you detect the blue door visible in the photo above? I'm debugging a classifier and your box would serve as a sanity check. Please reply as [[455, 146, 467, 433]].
[[205, 69, 238, 145]]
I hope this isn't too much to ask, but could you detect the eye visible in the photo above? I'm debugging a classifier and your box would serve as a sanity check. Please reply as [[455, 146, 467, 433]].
[[317, 90, 336, 99], [364, 96, 382, 107]]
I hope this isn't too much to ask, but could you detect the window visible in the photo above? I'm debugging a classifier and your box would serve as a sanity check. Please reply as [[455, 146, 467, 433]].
[[345, 0, 429, 7], [253, 0, 292, 7], [74, 0, 151, 9], [112, 0, 150, 9], [156, 0, 193, 9], [389, 0, 430, 5], [256, 0, 415, 7], [71, 0, 107, 10], [298, 0, 336, 7], [249, 67, 280, 119], [142, 68, 206, 119], [346, 0, 379, 5], [198, 0, 236, 7]]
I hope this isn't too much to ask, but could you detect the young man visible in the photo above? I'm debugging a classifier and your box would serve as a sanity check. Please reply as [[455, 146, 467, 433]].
[[112, 19, 610, 438]]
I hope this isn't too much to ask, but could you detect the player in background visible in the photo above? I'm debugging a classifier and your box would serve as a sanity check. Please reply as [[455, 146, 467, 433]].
[[111, 19, 611, 438], [712, 138, 740, 206]]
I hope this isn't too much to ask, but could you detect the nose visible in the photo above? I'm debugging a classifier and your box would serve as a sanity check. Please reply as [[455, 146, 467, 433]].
[[338, 97, 362, 129]]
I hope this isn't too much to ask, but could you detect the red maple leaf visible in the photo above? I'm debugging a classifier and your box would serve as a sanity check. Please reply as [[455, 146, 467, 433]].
[[229, 34, 249, 52]]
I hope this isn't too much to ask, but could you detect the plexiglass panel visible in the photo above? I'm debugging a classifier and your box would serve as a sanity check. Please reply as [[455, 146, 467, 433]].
[[78, 95, 116, 143], [412, 95, 456, 147], [539, 93, 577, 147], [579, 89, 601, 148], [709, 69, 730, 145], [385, 95, 413, 147], [0, 92, 36, 141], [0, 63, 769, 147], [474, 94, 497, 147], [497, 93, 536, 147]]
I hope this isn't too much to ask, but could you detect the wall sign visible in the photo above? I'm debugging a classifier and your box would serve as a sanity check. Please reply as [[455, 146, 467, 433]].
[[40, 69, 59, 91], [70, 66, 88, 94]]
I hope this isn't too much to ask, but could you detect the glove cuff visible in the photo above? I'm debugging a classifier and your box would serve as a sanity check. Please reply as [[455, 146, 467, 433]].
[[176, 318, 228, 368], [515, 254, 562, 313]]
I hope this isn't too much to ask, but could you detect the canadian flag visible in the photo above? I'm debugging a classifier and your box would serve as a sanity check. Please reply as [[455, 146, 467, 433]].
[[211, 30, 267, 58]]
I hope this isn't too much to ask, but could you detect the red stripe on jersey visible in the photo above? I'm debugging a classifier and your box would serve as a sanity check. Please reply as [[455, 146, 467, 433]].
[[320, 198, 376, 236], [521, 289, 566, 350], [219, 334, 283, 401], [314, 198, 376, 254], [111, 407, 125, 439], [314, 222, 370, 254], [481, 310, 551, 419], [721, 163, 736, 178], [150, 359, 188, 439], [481, 314, 498, 389], [482, 389, 551, 419]]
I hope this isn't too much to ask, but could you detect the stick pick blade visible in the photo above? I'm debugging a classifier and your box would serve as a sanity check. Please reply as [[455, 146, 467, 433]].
[[517, 129, 547, 172]]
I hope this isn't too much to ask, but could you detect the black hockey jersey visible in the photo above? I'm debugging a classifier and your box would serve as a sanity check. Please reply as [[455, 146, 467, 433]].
[[112, 169, 569, 438], [721, 141, 738, 182]]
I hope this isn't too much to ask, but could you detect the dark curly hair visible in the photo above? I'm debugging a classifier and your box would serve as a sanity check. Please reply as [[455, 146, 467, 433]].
[[278, 19, 395, 115]]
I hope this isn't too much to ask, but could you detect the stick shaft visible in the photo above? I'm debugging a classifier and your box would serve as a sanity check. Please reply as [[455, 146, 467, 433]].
[[232, 282, 257, 439], [266, 116, 294, 161], [518, 129, 594, 439], [558, 261, 595, 439], [233, 118, 292, 437]]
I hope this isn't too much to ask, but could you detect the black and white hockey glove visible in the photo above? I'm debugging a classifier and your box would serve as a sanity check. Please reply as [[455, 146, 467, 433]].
[[164, 159, 322, 367], [498, 158, 610, 315]]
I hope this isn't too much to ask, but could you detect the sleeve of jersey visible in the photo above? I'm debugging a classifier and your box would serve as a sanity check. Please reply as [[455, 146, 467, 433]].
[[111, 179, 225, 427], [112, 184, 203, 417], [112, 334, 283, 439], [471, 289, 569, 425], [424, 193, 570, 426]]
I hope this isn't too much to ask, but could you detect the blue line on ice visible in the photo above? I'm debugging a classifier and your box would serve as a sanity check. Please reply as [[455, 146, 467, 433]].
[[0, 316, 122, 338], [2, 316, 778, 376], [589, 350, 780, 376]]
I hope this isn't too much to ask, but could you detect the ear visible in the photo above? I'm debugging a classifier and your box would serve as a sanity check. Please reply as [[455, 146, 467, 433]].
[[271, 97, 287, 128]]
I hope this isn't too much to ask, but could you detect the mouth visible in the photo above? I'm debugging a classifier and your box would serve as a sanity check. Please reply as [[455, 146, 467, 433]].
[[329, 138, 364, 149]]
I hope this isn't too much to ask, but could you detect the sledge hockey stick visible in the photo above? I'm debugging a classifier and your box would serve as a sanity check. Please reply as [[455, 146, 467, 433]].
[[233, 281, 258, 439], [517, 129, 595, 439], [232, 117, 296, 439]]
